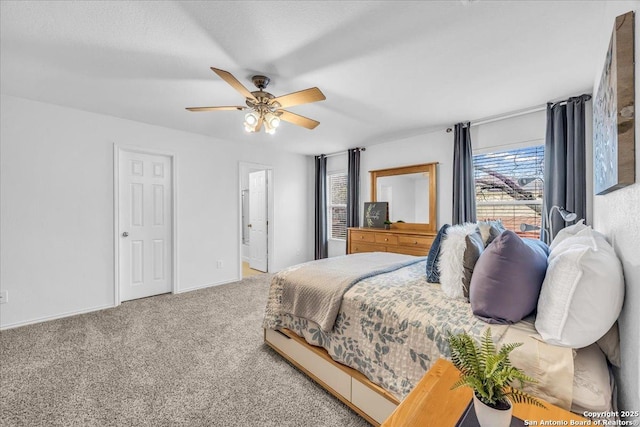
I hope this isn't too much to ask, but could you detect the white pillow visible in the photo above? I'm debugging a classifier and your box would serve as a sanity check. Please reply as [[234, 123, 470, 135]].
[[549, 219, 587, 251], [439, 223, 477, 300], [571, 344, 613, 414], [535, 227, 624, 348]]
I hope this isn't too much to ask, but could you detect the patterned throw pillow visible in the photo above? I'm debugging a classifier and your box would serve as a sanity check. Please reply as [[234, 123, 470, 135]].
[[425, 224, 450, 283]]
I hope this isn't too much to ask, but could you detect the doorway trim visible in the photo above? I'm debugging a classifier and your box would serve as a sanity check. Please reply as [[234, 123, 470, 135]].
[[113, 144, 178, 306], [238, 162, 274, 278]]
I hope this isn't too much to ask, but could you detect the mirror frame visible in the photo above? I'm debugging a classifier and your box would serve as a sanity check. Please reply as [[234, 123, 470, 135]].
[[370, 162, 438, 232]]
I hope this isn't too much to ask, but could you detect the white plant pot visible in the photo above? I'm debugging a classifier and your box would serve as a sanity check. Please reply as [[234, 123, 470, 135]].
[[473, 394, 513, 427]]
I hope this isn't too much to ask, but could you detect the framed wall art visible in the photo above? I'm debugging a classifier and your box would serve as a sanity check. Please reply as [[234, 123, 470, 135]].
[[593, 11, 635, 195]]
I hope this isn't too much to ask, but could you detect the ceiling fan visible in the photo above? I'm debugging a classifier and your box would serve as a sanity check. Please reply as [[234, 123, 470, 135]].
[[186, 68, 326, 134]]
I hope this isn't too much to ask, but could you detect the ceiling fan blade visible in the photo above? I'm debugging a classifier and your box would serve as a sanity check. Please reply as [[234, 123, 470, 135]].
[[186, 106, 247, 112], [211, 67, 258, 102], [272, 87, 325, 109], [278, 110, 320, 130]]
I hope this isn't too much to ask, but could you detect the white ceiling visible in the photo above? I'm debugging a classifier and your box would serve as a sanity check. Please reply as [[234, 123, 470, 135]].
[[0, 1, 635, 155]]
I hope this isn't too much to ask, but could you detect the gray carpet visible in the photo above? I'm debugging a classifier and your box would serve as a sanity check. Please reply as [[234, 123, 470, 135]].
[[0, 274, 370, 427]]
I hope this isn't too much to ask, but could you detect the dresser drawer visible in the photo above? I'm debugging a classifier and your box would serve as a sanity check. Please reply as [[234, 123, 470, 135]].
[[351, 231, 376, 243], [387, 246, 428, 256], [375, 234, 398, 245], [351, 243, 386, 254], [398, 235, 433, 248]]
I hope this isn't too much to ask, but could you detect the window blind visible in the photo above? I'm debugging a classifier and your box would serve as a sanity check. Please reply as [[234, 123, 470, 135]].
[[474, 146, 544, 237]]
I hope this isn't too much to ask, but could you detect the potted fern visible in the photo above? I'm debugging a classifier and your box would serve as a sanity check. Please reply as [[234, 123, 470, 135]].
[[447, 328, 546, 427]]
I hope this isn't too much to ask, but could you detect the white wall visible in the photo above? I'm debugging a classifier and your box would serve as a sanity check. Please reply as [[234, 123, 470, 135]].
[[472, 110, 546, 153], [361, 110, 546, 229], [0, 94, 310, 329], [362, 131, 452, 227], [591, 4, 640, 412]]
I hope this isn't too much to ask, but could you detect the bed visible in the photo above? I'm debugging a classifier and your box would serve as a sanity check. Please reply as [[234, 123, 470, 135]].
[[263, 252, 614, 425]]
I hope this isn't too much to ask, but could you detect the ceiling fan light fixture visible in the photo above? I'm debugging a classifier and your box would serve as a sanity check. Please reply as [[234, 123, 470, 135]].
[[187, 68, 325, 134], [244, 111, 259, 126], [264, 118, 277, 135], [265, 112, 280, 129]]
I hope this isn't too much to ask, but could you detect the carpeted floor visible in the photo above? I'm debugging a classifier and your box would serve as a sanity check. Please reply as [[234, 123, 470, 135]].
[[0, 275, 370, 427]]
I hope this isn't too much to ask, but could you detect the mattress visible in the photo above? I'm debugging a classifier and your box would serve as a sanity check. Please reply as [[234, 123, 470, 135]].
[[266, 259, 611, 411]]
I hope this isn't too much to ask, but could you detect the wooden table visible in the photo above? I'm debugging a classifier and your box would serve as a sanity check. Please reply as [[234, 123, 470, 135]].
[[382, 359, 588, 427]]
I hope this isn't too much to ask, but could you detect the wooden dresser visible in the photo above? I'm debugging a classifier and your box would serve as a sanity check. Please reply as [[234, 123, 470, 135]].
[[347, 227, 436, 256]]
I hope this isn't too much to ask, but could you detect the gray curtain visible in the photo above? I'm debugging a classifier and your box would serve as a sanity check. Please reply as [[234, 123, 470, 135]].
[[452, 122, 476, 225], [543, 95, 590, 241], [315, 154, 328, 259], [347, 148, 361, 229]]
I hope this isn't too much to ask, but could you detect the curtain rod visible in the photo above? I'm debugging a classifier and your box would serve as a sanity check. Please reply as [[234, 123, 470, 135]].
[[445, 105, 545, 132], [319, 147, 366, 158], [445, 93, 592, 132]]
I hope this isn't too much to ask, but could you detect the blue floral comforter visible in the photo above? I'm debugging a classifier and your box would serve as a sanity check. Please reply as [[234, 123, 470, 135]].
[[264, 260, 507, 400]]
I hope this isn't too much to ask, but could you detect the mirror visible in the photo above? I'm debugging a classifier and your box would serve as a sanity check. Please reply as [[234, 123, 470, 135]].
[[370, 162, 437, 231]]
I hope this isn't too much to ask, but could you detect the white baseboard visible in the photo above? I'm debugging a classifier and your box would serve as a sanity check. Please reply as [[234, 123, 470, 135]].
[[1, 278, 242, 330], [0, 303, 115, 330], [175, 277, 240, 294]]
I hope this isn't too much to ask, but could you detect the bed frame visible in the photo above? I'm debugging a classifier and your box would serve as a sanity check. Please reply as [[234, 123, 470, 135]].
[[264, 328, 400, 426]]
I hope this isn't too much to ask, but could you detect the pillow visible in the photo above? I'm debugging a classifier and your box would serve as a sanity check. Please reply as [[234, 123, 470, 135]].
[[462, 231, 484, 298], [571, 344, 613, 414], [469, 231, 548, 324], [426, 224, 450, 283], [477, 220, 505, 246], [549, 219, 587, 251], [535, 227, 624, 348], [439, 223, 481, 300], [596, 322, 621, 368]]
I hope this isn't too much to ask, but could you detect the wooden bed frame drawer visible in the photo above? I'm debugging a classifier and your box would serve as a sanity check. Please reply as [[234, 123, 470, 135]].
[[375, 234, 398, 245], [352, 379, 398, 424], [351, 243, 386, 254], [351, 231, 376, 243], [265, 328, 401, 426], [265, 329, 351, 400]]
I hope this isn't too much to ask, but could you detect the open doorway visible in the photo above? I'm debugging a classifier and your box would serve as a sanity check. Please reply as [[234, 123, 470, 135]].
[[239, 162, 274, 279]]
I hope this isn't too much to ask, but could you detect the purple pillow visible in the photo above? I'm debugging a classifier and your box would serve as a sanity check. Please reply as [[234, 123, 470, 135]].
[[469, 231, 548, 324]]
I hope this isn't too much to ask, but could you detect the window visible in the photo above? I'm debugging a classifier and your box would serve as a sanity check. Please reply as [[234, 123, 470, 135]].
[[473, 145, 544, 237], [328, 172, 347, 240]]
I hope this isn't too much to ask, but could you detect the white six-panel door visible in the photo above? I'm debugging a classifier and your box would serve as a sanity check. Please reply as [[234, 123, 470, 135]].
[[119, 150, 172, 301], [249, 170, 268, 272]]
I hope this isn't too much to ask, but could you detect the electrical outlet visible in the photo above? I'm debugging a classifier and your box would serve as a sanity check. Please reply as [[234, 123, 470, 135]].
[[216, 260, 223, 269], [0, 290, 8, 304]]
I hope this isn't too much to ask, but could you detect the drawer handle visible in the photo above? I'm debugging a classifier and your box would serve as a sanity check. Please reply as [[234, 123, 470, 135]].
[[384, 238, 388, 241], [360, 236, 364, 239], [414, 241, 418, 245]]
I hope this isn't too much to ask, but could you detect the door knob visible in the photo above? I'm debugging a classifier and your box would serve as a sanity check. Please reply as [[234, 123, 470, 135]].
[[122, 232, 129, 237], [248, 224, 252, 228]]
